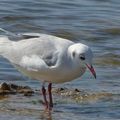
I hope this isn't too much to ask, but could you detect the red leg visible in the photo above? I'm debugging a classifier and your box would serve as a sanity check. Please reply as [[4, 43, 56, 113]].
[[42, 85, 48, 109], [48, 83, 53, 109]]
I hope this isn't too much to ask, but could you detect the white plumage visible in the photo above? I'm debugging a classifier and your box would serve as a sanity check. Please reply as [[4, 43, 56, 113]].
[[0, 33, 95, 83], [0, 31, 96, 110]]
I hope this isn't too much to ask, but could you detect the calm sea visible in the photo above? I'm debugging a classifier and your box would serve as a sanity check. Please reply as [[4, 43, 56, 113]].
[[0, 0, 120, 120]]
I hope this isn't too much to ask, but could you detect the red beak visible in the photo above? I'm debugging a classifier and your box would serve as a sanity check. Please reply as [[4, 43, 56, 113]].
[[86, 64, 96, 79]]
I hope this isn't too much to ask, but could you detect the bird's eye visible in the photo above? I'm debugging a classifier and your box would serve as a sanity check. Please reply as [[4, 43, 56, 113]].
[[79, 55, 85, 60]]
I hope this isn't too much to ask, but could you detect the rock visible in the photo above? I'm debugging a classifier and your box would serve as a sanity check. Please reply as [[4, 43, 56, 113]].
[[10, 84, 19, 90], [0, 82, 11, 91], [0, 83, 113, 102], [74, 88, 80, 92], [23, 86, 31, 89], [0, 82, 16, 96], [0, 83, 34, 96], [59, 88, 65, 91], [24, 92, 33, 96], [52, 87, 68, 94], [52, 87, 113, 103], [16, 85, 34, 96], [17, 88, 34, 94]]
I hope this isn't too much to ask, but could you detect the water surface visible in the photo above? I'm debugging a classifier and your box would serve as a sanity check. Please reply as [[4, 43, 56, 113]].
[[0, 0, 120, 120]]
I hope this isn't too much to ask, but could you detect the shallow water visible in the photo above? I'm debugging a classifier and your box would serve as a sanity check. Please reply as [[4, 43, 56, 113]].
[[0, 0, 120, 120]]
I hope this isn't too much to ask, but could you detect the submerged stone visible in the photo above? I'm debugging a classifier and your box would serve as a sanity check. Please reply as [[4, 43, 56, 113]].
[[52, 87, 113, 103], [0, 82, 11, 91], [0, 82, 114, 103], [0, 82, 34, 96]]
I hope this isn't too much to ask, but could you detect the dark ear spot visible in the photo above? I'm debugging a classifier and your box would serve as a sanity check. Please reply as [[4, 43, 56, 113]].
[[79, 55, 85, 60], [72, 52, 76, 57]]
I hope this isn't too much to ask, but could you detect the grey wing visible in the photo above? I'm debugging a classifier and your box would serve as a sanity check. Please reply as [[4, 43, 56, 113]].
[[6, 33, 73, 70], [42, 51, 58, 67], [7, 34, 60, 70], [18, 51, 59, 72]]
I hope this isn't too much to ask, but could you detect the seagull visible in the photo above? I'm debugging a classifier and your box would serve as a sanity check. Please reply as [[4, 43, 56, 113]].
[[0, 29, 96, 110]]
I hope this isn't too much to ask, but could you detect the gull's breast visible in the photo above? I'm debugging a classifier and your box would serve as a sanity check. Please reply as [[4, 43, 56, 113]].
[[43, 67, 87, 83], [15, 64, 86, 84]]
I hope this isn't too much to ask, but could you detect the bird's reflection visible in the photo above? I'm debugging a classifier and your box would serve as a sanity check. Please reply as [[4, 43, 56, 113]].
[[39, 109, 52, 120]]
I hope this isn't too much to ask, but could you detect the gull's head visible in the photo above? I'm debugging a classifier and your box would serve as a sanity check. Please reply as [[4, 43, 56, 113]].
[[68, 43, 96, 79]]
